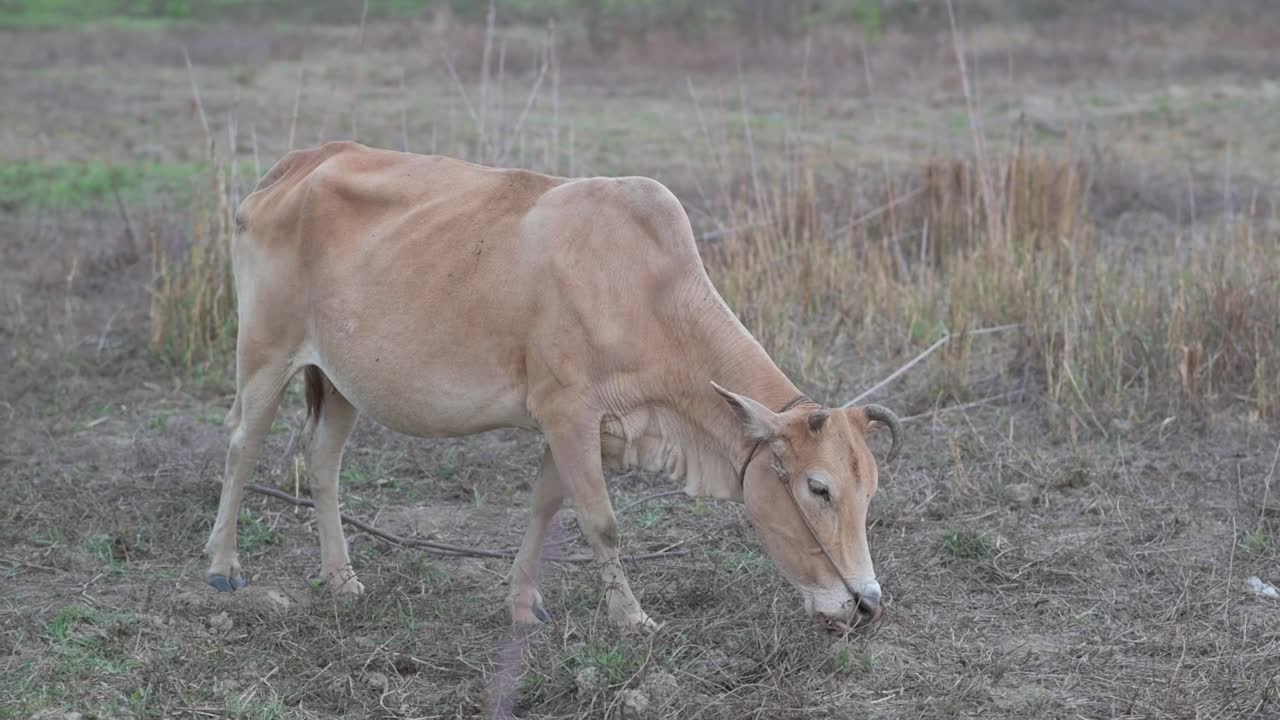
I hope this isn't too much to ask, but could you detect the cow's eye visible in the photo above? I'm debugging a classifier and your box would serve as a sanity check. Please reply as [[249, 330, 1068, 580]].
[[807, 476, 830, 500]]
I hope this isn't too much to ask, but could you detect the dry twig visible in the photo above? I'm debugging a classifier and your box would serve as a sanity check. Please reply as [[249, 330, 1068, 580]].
[[843, 323, 1020, 407], [245, 483, 687, 563]]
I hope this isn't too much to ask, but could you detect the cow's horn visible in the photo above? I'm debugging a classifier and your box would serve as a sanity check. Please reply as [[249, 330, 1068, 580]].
[[862, 405, 903, 463]]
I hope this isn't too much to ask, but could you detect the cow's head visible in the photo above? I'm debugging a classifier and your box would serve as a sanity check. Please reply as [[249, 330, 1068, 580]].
[[712, 383, 902, 632]]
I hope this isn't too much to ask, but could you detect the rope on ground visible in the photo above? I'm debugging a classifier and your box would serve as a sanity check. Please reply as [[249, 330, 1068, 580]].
[[245, 483, 689, 563]]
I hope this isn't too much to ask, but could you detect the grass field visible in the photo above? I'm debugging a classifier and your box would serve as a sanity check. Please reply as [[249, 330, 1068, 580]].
[[2, 2, 1279, 718]]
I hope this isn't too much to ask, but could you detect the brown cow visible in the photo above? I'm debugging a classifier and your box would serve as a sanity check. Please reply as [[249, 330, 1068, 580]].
[[205, 141, 902, 632]]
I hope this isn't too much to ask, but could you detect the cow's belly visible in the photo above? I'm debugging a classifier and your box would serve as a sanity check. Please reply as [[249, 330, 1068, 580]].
[[309, 331, 534, 438]]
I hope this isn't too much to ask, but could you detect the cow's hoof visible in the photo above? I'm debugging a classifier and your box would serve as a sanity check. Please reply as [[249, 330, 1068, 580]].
[[207, 571, 247, 593], [330, 576, 365, 597], [512, 601, 553, 625], [308, 571, 365, 598], [509, 586, 552, 625], [615, 611, 660, 634]]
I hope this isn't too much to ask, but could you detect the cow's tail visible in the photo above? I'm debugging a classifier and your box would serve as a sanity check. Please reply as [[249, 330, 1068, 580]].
[[303, 365, 328, 427]]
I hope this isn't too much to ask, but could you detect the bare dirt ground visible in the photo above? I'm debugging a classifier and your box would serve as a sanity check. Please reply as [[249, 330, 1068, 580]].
[[3, 8, 1280, 720]]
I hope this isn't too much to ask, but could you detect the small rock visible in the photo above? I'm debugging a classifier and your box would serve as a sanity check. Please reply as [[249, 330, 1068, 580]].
[[65, 713, 83, 720], [173, 591, 206, 609], [365, 671, 389, 690], [207, 611, 233, 633], [1006, 483, 1036, 506], [263, 589, 291, 611], [640, 670, 678, 706], [619, 688, 650, 716], [575, 667, 603, 697], [689, 648, 755, 679], [689, 648, 727, 677], [1248, 576, 1280, 599], [1109, 418, 1133, 435], [354, 635, 377, 649]]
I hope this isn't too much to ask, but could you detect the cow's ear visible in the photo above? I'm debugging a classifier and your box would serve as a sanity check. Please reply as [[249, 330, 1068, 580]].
[[711, 382, 781, 441]]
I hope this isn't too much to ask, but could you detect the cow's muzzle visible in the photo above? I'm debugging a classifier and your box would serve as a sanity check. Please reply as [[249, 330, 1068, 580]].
[[816, 585, 883, 633]]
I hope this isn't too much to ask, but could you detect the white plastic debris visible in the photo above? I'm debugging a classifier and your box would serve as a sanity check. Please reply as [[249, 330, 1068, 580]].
[[1247, 576, 1280, 599]]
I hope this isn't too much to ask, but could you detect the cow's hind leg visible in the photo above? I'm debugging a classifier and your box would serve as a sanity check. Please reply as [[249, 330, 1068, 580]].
[[205, 354, 292, 592], [543, 419, 656, 631], [508, 447, 566, 624], [302, 367, 363, 596]]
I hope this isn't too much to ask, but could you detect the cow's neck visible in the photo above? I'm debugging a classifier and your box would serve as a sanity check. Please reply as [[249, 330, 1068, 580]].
[[687, 321, 803, 497], [601, 307, 802, 502]]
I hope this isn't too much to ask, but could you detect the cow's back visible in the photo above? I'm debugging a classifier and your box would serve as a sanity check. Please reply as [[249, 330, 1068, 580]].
[[238, 141, 564, 258]]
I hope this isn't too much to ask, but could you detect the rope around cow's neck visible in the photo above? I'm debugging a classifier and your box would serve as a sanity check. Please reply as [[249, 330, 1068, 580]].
[[735, 394, 867, 612]]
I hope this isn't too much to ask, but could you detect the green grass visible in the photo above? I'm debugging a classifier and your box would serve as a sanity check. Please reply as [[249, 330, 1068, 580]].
[[28, 527, 65, 547], [433, 446, 463, 482], [0, 159, 208, 211], [568, 641, 647, 686], [1240, 529, 1274, 556], [829, 645, 876, 675], [82, 531, 127, 574], [0, 0, 423, 28], [941, 530, 995, 560], [45, 604, 94, 643], [0, 662, 57, 719], [340, 465, 372, 488], [45, 604, 138, 677], [225, 693, 288, 720], [342, 449, 406, 488], [629, 505, 667, 528], [398, 553, 449, 587], [713, 547, 772, 577], [0, 9, 185, 29], [0, 0, 900, 56], [237, 508, 279, 553]]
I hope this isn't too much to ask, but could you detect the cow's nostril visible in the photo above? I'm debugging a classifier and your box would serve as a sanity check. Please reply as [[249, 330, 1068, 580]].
[[853, 588, 883, 626]]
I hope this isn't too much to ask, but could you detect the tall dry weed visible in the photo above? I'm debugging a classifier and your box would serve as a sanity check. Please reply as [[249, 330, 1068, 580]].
[[148, 159, 237, 368], [706, 142, 1279, 420]]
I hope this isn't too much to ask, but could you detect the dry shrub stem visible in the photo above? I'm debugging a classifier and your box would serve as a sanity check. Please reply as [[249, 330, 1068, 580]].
[[148, 162, 236, 369]]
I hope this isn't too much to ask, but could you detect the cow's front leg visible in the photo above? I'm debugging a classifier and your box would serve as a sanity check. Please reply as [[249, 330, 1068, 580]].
[[544, 422, 657, 632]]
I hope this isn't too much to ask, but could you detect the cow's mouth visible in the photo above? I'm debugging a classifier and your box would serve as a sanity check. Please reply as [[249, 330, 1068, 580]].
[[817, 604, 883, 634]]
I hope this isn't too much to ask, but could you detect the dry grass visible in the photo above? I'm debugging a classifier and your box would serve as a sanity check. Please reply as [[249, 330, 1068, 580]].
[[147, 159, 237, 368], [148, 124, 1280, 423], [7, 9, 1280, 720], [707, 135, 1280, 421]]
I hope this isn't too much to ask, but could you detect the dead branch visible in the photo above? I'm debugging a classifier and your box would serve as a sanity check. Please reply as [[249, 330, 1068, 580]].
[[245, 483, 688, 563], [843, 323, 1021, 408]]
